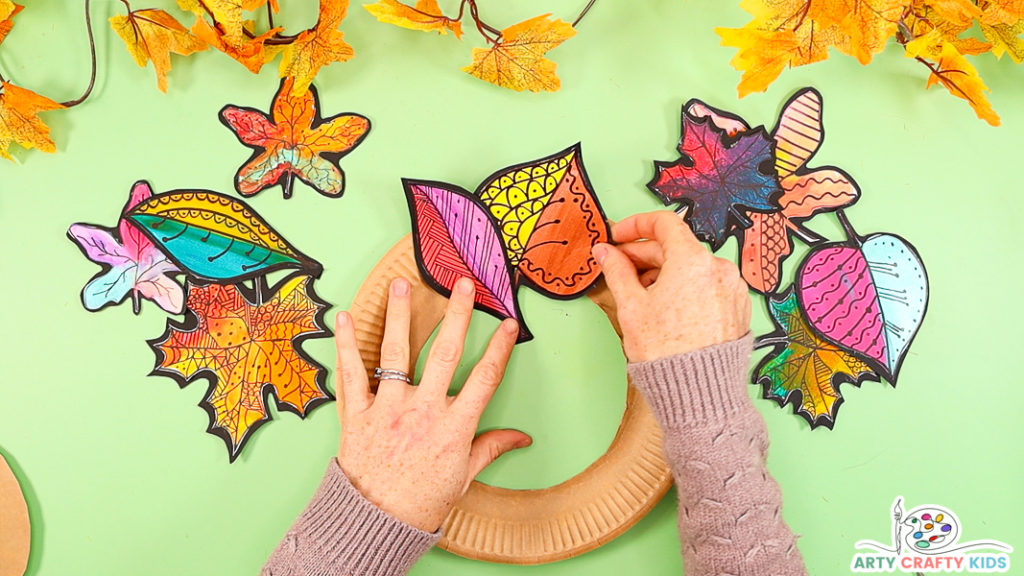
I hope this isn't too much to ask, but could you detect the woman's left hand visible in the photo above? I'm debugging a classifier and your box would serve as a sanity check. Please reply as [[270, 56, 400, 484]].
[[334, 276, 532, 533]]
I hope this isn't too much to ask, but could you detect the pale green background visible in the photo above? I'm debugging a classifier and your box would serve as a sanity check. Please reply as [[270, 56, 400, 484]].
[[0, 1, 1021, 574]]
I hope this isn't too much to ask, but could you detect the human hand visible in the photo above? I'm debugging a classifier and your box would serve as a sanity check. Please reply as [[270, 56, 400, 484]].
[[334, 276, 532, 533], [592, 211, 750, 363]]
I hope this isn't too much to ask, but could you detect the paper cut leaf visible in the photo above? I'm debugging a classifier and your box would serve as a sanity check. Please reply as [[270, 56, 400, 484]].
[[477, 143, 609, 298], [68, 181, 184, 315], [739, 89, 859, 294], [0, 451, 30, 576], [648, 105, 781, 250], [0, 81, 65, 161], [127, 189, 322, 283], [219, 76, 370, 199], [364, 0, 463, 38], [754, 288, 879, 429], [796, 218, 929, 382], [0, 1, 23, 46], [151, 274, 332, 460], [463, 14, 576, 92], [110, 8, 207, 92], [403, 179, 529, 341], [279, 0, 354, 95]]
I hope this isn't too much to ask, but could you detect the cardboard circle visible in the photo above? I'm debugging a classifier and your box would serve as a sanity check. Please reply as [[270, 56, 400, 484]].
[[349, 235, 673, 564], [0, 452, 30, 576]]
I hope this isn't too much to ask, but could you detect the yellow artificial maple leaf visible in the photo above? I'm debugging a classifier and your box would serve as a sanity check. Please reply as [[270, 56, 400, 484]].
[[364, 0, 463, 38], [111, 9, 207, 92], [0, 81, 65, 161], [177, 0, 282, 73], [0, 0, 22, 46], [718, 0, 907, 96], [279, 0, 354, 94], [979, 0, 1024, 25], [463, 14, 575, 92], [154, 274, 331, 459], [980, 18, 1024, 62], [903, 0, 991, 58], [922, 41, 1000, 125]]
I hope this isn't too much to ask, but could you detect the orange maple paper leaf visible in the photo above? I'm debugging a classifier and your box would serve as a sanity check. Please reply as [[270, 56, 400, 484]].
[[922, 41, 1000, 125], [279, 0, 354, 95], [364, 0, 463, 38], [152, 274, 332, 460], [219, 76, 370, 198], [463, 14, 576, 92], [0, 81, 65, 161], [111, 9, 207, 92], [0, 1, 23, 46]]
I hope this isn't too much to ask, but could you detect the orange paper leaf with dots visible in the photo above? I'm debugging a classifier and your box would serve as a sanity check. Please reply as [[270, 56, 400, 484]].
[[717, 0, 906, 96], [110, 8, 207, 92], [0, 81, 65, 161], [364, 0, 463, 38], [463, 14, 575, 92], [279, 0, 354, 95], [0, 1, 23, 46], [151, 274, 332, 460]]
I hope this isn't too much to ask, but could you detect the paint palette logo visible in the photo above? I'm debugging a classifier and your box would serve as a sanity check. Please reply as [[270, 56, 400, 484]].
[[852, 497, 1013, 573], [904, 505, 959, 554]]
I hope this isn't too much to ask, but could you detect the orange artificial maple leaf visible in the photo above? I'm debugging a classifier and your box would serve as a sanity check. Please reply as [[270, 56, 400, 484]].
[[177, 0, 282, 73], [279, 0, 354, 95], [364, 0, 463, 38], [976, 0, 1024, 62], [111, 8, 208, 92], [903, 0, 991, 58], [0, 81, 65, 161], [979, 0, 1024, 25], [718, 0, 906, 96], [0, 0, 23, 46], [921, 41, 1000, 125], [152, 274, 332, 460], [463, 14, 576, 92], [219, 76, 370, 198]]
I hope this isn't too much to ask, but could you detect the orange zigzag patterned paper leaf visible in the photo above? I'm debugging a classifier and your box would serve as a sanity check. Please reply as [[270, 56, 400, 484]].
[[151, 274, 332, 461], [364, 0, 463, 38], [463, 14, 576, 92], [739, 89, 859, 294], [0, 81, 65, 161]]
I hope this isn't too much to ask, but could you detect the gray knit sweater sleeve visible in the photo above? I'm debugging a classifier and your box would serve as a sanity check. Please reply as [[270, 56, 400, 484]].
[[627, 335, 808, 576], [262, 336, 806, 575], [260, 460, 440, 576]]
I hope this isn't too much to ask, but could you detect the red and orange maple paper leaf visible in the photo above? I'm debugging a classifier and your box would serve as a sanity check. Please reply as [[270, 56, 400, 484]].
[[219, 76, 371, 199], [151, 274, 332, 460]]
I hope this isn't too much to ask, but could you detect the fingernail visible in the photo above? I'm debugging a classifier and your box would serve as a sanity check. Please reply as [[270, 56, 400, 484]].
[[336, 311, 351, 327], [592, 243, 608, 264], [501, 318, 518, 334], [515, 436, 533, 449], [392, 277, 409, 296], [457, 277, 474, 295]]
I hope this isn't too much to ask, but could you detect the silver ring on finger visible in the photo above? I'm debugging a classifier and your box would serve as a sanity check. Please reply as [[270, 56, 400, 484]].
[[373, 367, 412, 384]]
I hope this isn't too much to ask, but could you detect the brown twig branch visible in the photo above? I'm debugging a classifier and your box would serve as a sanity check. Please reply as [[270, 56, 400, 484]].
[[573, 0, 598, 27], [62, 0, 96, 107]]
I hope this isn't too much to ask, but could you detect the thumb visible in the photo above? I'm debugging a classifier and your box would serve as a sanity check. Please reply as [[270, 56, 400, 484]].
[[593, 243, 644, 304], [463, 429, 532, 494]]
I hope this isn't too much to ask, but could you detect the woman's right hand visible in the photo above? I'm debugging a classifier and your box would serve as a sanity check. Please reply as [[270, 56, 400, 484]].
[[592, 211, 751, 363]]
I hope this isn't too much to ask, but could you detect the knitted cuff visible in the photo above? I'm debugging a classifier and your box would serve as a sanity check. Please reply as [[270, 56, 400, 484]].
[[627, 335, 754, 428], [271, 459, 440, 576]]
